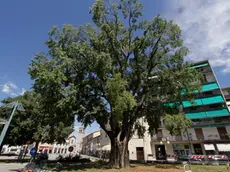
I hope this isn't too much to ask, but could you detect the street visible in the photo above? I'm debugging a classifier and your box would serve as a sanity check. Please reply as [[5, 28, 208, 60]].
[[0, 163, 25, 172]]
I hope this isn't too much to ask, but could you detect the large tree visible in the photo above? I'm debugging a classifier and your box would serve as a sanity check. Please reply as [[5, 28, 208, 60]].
[[29, 0, 202, 168], [0, 91, 73, 150]]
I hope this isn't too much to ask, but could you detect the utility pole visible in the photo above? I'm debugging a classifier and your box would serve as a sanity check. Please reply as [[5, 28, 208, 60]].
[[0, 102, 25, 147]]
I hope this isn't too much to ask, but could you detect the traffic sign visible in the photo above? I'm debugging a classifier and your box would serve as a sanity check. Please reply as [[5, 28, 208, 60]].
[[68, 146, 74, 152], [30, 147, 36, 157]]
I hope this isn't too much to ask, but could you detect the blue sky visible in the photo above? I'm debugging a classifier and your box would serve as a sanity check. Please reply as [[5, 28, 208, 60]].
[[1, 0, 230, 134]]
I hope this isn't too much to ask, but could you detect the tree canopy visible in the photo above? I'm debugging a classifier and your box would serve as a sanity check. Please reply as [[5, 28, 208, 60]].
[[29, 0, 202, 168], [0, 91, 73, 147]]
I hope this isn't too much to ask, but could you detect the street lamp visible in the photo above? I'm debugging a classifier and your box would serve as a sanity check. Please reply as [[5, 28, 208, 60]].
[[0, 102, 25, 147], [160, 137, 170, 150]]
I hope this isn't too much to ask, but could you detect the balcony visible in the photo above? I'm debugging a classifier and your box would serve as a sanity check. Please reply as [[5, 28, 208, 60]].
[[219, 134, 230, 140], [181, 82, 219, 95], [192, 116, 230, 127], [182, 95, 224, 108], [186, 108, 230, 119], [206, 134, 219, 140], [196, 134, 204, 140], [151, 132, 184, 142]]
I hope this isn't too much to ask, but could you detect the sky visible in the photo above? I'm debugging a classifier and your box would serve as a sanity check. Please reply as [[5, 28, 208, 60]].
[[1, 0, 230, 135]]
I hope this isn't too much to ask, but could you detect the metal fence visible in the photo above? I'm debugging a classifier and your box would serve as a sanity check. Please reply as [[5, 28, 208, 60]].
[[188, 155, 229, 165]]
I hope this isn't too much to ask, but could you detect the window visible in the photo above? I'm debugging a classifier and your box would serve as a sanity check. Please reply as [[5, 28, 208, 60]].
[[49, 149, 52, 154], [65, 148, 67, 154], [195, 128, 204, 140], [157, 129, 163, 139], [58, 148, 60, 154], [217, 127, 228, 140], [184, 145, 189, 149], [193, 144, 203, 155]]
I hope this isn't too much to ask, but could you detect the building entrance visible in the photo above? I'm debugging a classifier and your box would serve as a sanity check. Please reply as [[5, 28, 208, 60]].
[[155, 145, 166, 160]]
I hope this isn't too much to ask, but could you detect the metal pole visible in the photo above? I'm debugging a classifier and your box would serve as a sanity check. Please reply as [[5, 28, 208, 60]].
[[0, 102, 18, 147]]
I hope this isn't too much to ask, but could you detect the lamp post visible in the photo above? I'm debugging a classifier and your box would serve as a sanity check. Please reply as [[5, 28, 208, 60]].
[[0, 102, 25, 147], [160, 137, 170, 160]]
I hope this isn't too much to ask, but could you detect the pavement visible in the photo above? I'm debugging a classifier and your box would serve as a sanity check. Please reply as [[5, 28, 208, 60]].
[[0, 154, 105, 171], [0, 163, 25, 172], [0, 156, 19, 160]]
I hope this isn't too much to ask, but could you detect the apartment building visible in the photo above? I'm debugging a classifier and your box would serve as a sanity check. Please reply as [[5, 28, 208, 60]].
[[151, 61, 230, 161], [222, 87, 230, 111]]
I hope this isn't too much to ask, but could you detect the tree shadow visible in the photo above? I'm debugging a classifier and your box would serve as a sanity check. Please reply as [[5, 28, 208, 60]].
[[57, 162, 113, 171], [9, 170, 22, 172]]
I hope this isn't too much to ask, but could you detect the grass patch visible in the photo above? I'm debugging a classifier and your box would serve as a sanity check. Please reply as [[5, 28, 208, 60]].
[[57, 163, 230, 172]]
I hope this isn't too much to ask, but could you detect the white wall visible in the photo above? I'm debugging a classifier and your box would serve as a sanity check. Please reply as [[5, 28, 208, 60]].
[[181, 128, 197, 141], [165, 144, 175, 161], [202, 127, 220, 140], [128, 138, 143, 160], [162, 129, 175, 141], [100, 129, 110, 147]]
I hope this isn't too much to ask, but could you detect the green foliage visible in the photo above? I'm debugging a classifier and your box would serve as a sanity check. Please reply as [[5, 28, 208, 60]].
[[106, 73, 136, 120], [164, 114, 192, 136], [0, 91, 73, 146], [29, 0, 202, 147]]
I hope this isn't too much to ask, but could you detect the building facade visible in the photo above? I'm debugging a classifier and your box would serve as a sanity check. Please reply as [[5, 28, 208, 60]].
[[151, 61, 230, 161], [82, 130, 100, 156], [222, 87, 230, 111], [83, 118, 153, 161], [37, 128, 85, 159]]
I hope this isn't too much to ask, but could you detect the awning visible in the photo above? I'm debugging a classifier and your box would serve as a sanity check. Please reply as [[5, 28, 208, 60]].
[[217, 144, 230, 152], [204, 144, 215, 150]]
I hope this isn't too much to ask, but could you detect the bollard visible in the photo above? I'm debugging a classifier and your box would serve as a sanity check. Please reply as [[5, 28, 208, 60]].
[[184, 164, 192, 172]]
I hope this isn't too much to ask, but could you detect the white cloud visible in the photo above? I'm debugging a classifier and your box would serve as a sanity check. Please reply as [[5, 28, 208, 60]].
[[2, 84, 10, 94], [165, 0, 230, 73], [19, 88, 26, 96], [8, 82, 17, 89], [0, 81, 18, 97]]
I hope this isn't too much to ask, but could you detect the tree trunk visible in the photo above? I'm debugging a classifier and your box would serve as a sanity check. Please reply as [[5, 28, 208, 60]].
[[109, 137, 130, 168]]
